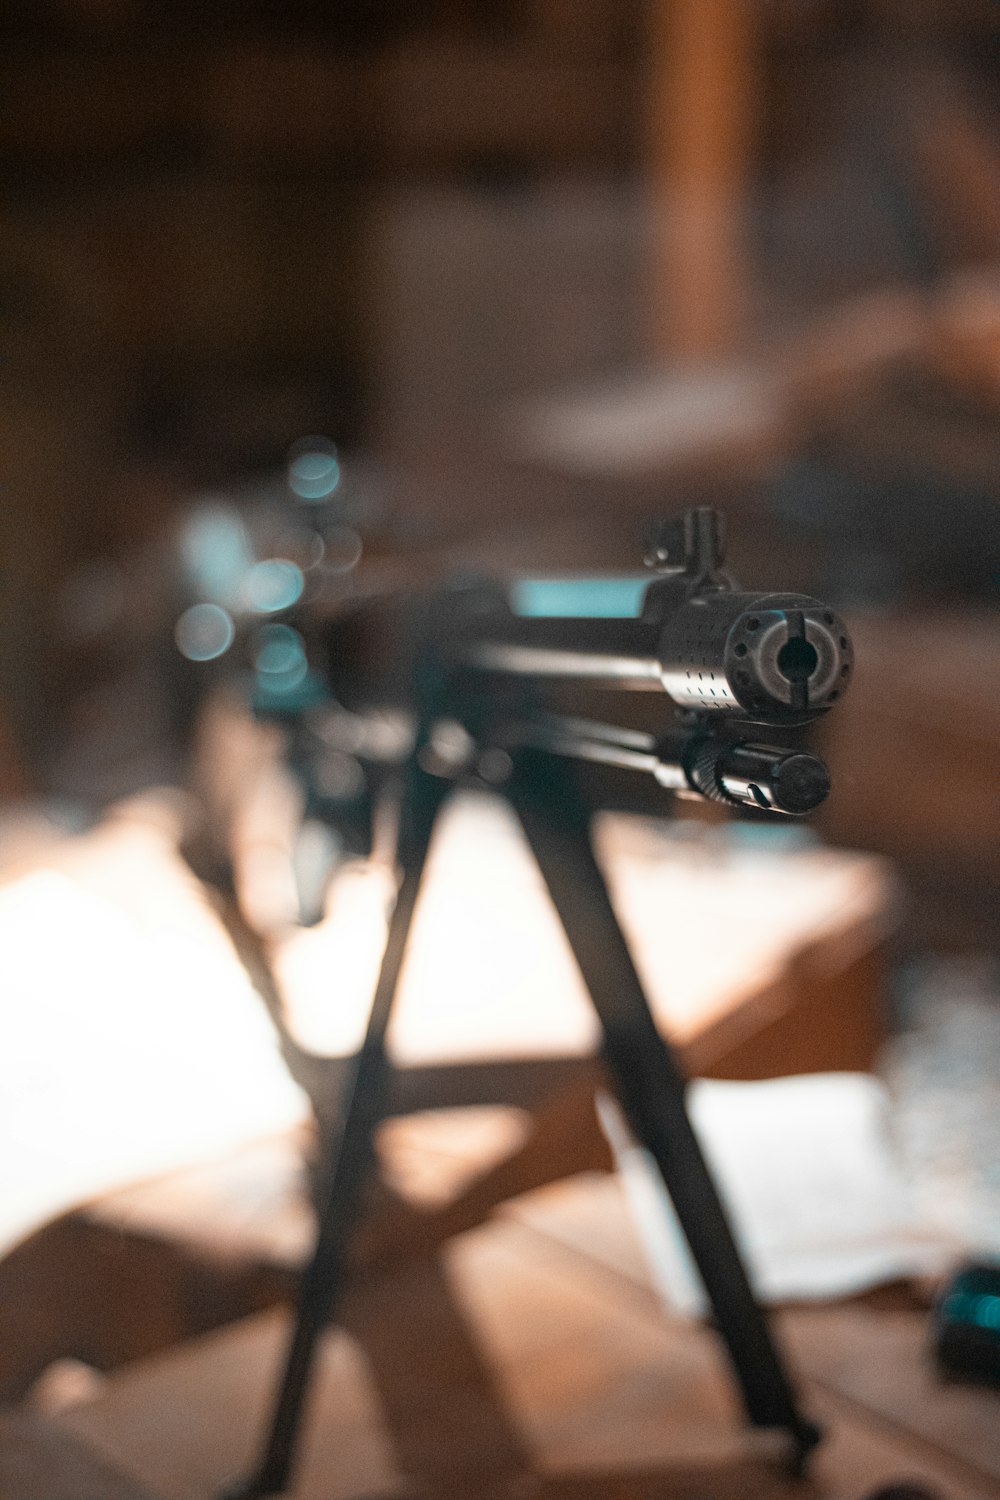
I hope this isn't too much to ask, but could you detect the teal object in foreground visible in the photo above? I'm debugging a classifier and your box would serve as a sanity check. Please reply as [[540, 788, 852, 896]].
[[512, 577, 649, 619], [934, 1262, 1000, 1385]]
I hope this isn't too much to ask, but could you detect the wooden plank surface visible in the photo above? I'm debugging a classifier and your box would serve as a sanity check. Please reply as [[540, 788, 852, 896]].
[[780, 1306, 1000, 1489], [53, 1209, 1000, 1500], [0, 1408, 164, 1500]]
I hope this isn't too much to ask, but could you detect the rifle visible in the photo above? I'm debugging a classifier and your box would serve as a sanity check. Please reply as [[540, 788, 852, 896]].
[[420, 504, 847, 809], [216, 504, 851, 1498], [238, 503, 849, 894]]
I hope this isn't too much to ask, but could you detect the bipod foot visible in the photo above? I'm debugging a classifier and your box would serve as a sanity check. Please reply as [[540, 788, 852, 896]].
[[216, 1475, 286, 1500], [786, 1416, 823, 1479]]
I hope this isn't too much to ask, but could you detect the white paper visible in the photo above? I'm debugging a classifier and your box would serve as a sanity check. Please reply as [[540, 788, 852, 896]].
[[600, 1073, 954, 1316]]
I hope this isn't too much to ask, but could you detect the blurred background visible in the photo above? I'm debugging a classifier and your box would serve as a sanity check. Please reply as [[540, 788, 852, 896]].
[[2, 0, 998, 945], [1, 4, 999, 1493]]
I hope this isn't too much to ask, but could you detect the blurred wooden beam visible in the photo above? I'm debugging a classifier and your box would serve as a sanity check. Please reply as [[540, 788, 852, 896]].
[[647, 0, 759, 357]]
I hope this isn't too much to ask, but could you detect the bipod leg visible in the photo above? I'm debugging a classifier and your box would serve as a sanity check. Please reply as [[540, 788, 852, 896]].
[[508, 748, 820, 1473], [220, 761, 447, 1499]]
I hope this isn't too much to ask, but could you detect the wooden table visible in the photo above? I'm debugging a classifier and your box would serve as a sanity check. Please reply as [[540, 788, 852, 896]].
[[34, 1173, 1000, 1500], [0, 791, 896, 1399]]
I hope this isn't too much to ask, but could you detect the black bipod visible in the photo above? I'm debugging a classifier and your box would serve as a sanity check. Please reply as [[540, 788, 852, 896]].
[[220, 746, 820, 1499]]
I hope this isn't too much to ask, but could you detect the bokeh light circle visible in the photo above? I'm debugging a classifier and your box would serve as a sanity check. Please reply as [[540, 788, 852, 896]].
[[254, 624, 307, 677], [288, 437, 341, 502], [243, 559, 305, 614], [175, 603, 235, 662], [324, 525, 363, 575]]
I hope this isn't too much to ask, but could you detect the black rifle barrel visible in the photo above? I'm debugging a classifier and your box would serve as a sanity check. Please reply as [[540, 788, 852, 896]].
[[465, 618, 662, 690], [453, 590, 853, 727]]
